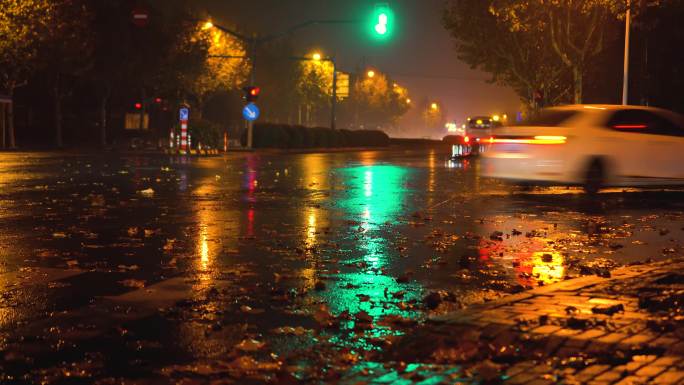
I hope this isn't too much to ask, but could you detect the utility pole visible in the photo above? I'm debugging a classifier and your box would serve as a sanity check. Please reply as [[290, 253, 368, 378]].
[[622, 0, 631, 105], [247, 36, 257, 149], [331, 56, 338, 130]]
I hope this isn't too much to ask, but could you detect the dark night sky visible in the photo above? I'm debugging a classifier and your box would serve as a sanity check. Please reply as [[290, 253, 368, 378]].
[[197, 0, 521, 136]]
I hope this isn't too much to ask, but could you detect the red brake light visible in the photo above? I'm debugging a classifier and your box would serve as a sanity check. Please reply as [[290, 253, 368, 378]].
[[614, 124, 647, 129]]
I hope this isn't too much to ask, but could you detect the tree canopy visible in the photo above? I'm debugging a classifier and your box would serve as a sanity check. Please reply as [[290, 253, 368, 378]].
[[443, 0, 662, 107]]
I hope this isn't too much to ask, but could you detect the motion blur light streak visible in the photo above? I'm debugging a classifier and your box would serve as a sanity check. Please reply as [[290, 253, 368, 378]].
[[491, 136, 567, 145]]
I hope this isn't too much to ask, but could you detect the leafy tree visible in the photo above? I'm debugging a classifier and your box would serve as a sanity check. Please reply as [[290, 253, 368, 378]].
[[489, 0, 619, 103], [85, 0, 210, 145], [0, 0, 52, 148], [185, 24, 249, 117], [444, 0, 572, 109], [41, 0, 93, 148], [443, 0, 665, 106], [255, 42, 300, 124], [420, 98, 447, 133], [352, 71, 410, 129], [296, 57, 335, 125]]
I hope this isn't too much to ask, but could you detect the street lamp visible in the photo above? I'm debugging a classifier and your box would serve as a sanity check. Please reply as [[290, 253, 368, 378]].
[[312, 52, 322, 61], [406, 98, 412, 104], [367, 70, 376, 78], [430, 102, 439, 111], [202, 21, 214, 30]]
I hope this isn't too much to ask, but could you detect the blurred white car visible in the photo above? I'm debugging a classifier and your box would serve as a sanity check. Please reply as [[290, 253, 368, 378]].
[[481, 105, 684, 193]]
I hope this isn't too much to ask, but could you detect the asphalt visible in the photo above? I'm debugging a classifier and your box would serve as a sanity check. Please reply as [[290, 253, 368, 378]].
[[1, 148, 684, 383]]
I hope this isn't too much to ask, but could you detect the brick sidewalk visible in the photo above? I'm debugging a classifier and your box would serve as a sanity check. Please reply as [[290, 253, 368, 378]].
[[342, 259, 684, 385]]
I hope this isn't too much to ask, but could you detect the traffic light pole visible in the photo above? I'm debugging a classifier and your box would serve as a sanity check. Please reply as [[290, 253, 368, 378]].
[[247, 37, 257, 149], [331, 57, 338, 130]]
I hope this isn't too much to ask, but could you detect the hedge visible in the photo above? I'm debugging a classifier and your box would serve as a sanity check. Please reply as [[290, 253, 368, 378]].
[[241, 124, 390, 149]]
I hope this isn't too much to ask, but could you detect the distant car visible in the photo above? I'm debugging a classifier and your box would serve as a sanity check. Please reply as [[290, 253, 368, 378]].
[[481, 104, 684, 193], [466, 116, 504, 154], [443, 135, 473, 158], [467, 116, 504, 140]]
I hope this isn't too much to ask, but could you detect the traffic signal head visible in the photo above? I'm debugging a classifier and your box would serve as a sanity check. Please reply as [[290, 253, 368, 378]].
[[371, 3, 394, 40], [243, 86, 260, 102]]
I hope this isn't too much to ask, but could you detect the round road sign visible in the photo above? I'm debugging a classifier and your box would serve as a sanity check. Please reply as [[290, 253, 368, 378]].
[[131, 6, 149, 27]]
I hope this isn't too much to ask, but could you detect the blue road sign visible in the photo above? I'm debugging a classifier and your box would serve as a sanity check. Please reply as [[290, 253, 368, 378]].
[[179, 107, 189, 121], [243, 103, 260, 122]]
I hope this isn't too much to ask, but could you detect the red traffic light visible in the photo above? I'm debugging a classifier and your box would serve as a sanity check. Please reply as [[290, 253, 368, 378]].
[[243, 86, 260, 102], [134, 102, 142, 109], [154, 98, 162, 103]]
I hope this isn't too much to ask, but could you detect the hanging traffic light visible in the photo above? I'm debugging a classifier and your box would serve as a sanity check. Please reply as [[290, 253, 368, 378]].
[[371, 3, 393, 40], [134, 102, 142, 110], [243, 86, 260, 103]]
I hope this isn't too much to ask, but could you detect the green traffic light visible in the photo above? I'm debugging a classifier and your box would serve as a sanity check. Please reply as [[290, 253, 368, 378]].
[[371, 4, 393, 40], [375, 12, 388, 35]]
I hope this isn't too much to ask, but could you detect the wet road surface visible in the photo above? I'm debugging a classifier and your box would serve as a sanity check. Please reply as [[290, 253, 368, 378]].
[[2, 148, 684, 383]]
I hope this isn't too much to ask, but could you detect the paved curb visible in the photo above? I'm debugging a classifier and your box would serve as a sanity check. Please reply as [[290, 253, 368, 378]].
[[349, 259, 684, 385]]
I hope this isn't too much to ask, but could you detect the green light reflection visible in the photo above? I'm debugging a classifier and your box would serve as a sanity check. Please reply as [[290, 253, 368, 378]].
[[322, 165, 421, 348]]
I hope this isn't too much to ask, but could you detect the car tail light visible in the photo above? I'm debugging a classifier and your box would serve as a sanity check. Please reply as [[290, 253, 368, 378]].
[[490, 135, 567, 145], [613, 124, 647, 129]]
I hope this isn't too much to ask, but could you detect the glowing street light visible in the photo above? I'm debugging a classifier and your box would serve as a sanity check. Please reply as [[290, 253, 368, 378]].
[[406, 98, 412, 104], [202, 21, 214, 30], [430, 102, 439, 111], [312, 52, 322, 61], [367, 70, 376, 78]]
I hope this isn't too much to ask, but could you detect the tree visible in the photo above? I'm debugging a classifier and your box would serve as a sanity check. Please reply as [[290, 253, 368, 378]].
[[0, 0, 52, 148], [296, 57, 335, 125], [185, 23, 248, 117], [352, 71, 410, 129], [491, 0, 619, 103], [254, 42, 300, 124], [421, 99, 447, 133], [41, 0, 93, 148], [86, 0, 211, 145], [443, 0, 658, 106], [444, 0, 572, 109]]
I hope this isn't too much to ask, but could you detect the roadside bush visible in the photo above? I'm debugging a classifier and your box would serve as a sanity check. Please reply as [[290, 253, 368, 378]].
[[189, 118, 223, 148], [283, 125, 305, 148], [242, 124, 389, 149]]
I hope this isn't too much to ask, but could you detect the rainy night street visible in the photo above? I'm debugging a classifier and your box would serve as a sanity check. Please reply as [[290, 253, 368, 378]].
[[2, 148, 684, 384]]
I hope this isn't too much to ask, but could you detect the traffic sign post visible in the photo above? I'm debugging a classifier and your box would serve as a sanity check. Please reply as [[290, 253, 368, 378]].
[[179, 107, 189, 154], [242, 103, 260, 121], [243, 103, 259, 149]]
